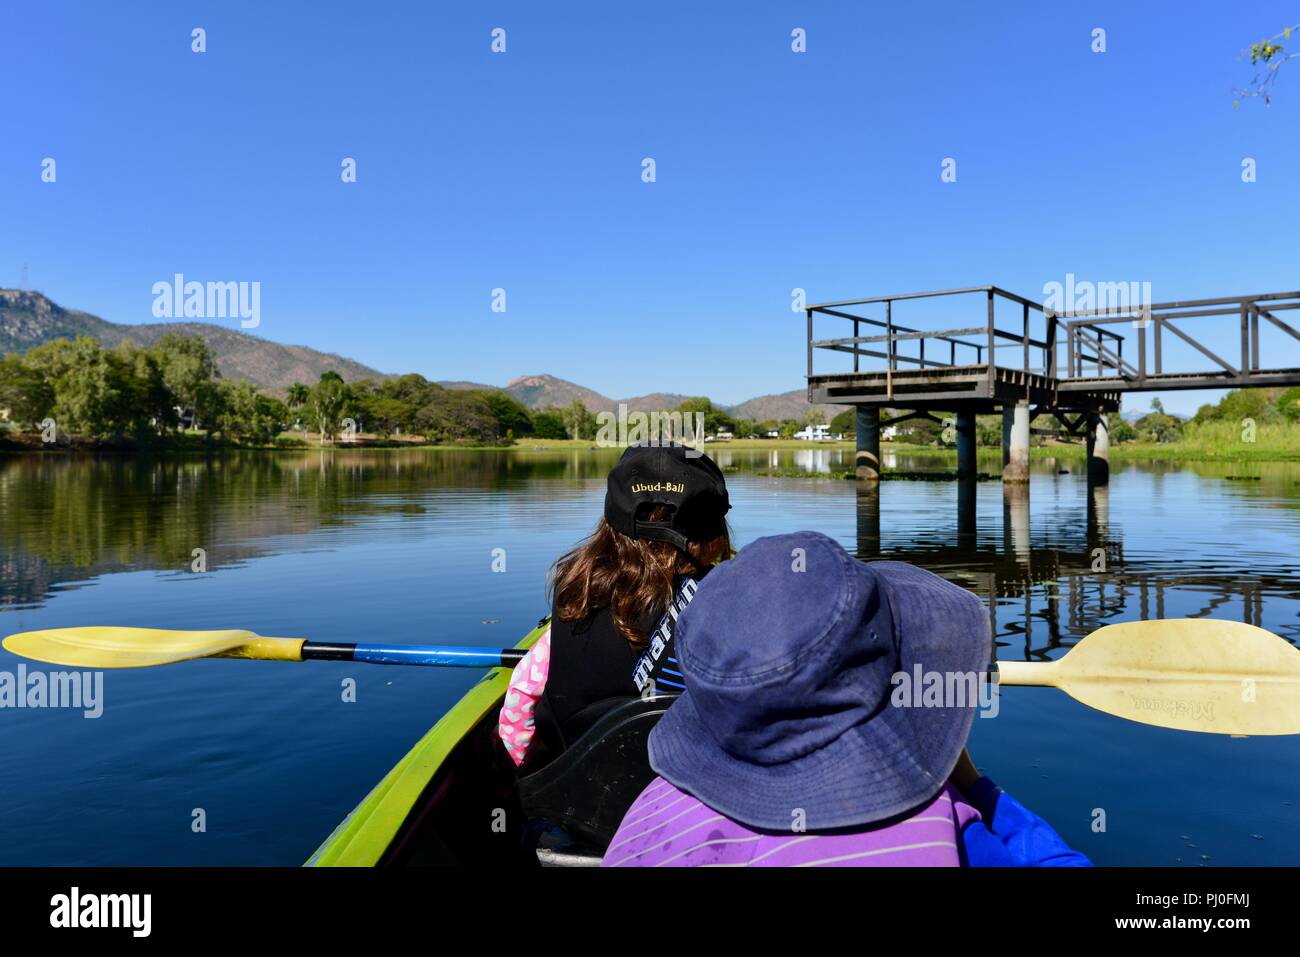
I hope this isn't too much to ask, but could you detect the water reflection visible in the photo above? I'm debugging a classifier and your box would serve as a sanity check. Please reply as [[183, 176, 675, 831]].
[[851, 459, 1298, 661], [3, 447, 1298, 651], [790, 448, 846, 473], [0, 450, 622, 609]]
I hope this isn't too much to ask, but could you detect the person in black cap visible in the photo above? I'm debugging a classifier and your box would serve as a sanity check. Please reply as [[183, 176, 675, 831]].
[[498, 443, 731, 767]]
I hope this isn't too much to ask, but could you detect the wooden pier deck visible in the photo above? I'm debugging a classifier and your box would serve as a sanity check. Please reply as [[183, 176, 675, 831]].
[[806, 286, 1300, 412], [805, 286, 1300, 483]]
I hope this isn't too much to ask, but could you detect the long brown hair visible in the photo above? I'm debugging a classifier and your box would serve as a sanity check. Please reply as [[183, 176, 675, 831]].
[[549, 505, 730, 648]]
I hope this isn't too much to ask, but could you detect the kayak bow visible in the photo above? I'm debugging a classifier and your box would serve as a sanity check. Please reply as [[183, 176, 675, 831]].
[[306, 622, 546, 866]]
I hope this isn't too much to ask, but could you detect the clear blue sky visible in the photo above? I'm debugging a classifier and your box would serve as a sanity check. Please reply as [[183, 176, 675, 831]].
[[3, 1, 1297, 414]]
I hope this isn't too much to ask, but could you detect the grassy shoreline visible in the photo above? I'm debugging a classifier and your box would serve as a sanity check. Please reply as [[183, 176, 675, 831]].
[[2, 431, 1296, 461]]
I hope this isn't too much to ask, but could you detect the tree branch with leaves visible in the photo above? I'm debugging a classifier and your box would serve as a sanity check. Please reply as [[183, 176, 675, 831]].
[[1234, 22, 1300, 106]]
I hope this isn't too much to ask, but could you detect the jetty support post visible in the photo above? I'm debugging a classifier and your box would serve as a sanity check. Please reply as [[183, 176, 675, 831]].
[[855, 406, 881, 485], [957, 475, 977, 545], [1086, 412, 1110, 485], [1002, 482, 1031, 564], [1001, 401, 1030, 484], [856, 484, 881, 558], [955, 410, 977, 478]]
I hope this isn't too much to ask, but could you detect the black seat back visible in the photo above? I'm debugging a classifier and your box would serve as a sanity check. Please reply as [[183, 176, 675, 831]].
[[517, 694, 677, 850]]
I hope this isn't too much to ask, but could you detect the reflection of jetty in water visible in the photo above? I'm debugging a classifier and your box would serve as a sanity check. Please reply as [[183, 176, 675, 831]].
[[854, 478, 1288, 657]]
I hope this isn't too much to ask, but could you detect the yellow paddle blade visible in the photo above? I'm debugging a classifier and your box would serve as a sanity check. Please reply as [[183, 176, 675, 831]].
[[1, 627, 304, 669], [997, 619, 1300, 736]]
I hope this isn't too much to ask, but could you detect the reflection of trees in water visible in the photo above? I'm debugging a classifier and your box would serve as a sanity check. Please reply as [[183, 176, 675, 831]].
[[4, 449, 1298, 639], [0, 550, 76, 609], [0, 449, 625, 608], [855, 479, 1300, 660]]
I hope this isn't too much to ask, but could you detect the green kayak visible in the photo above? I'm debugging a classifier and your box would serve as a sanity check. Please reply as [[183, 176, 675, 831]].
[[306, 619, 669, 866], [306, 622, 548, 866]]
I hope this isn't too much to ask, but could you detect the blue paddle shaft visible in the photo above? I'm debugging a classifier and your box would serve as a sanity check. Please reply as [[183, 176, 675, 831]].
[[353, 644, 516, 667], [300, 641, 525, 668]]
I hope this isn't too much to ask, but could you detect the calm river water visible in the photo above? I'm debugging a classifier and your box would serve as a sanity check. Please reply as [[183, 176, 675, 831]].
[[0, 447, 1297, 865]]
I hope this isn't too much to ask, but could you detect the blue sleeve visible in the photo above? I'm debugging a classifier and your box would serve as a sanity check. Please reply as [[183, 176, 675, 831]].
[[958, 777, 1092, 867]]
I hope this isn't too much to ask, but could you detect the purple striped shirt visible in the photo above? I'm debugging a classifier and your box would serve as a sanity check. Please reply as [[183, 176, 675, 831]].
[[602, 776, 981, 867]]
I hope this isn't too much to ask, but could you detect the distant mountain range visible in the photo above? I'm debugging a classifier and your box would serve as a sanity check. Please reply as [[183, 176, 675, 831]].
[[438, 374, 845, 422], [0, 289, 845, 420], [0, 289, 383, 390]]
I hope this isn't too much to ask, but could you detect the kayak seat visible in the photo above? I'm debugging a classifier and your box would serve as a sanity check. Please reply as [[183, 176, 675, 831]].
[[517, 693, 677, 853], [559, 694, 644, 744]]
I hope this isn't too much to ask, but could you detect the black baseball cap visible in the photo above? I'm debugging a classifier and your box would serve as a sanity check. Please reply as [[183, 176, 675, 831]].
[[604, 443, 731, 551]]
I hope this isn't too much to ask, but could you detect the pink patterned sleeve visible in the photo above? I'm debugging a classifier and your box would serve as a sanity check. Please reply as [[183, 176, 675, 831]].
[[498, 625, 552, 766]]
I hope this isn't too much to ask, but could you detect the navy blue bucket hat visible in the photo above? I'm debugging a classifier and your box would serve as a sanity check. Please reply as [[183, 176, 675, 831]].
[[648, 531, 990, 831]]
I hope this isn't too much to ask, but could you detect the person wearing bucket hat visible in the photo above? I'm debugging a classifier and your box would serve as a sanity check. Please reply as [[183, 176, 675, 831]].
[[602, 531, 1090, 867], [497, 443, 732, 767]]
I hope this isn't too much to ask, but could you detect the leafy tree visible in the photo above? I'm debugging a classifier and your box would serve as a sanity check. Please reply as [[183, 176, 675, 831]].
[[22, 339, 79, 392], [1135, 409, 1182, 444], [0, 354, 55, 429], [349, 375, 438, 437], [354, 391, 411, 438], [1216, 388, 1279, 425], [561, 400, 598, 440], [150, 333, 220, 431], [1191, 403, 1220, 426], [675, 397, 734, 436], [286, 383, 311, 428], [310, 371, 352, 444], [530, 409, 568, 439], [415, 389, 497, 443], [116, 342, 174, 436], [976, 414, 1002, 447], [900, 416, 942, 446], [4, 334, 325, 447], [1278, 386, 1300, 422], [1108, 415, 1138, 444], [22, 339, 114, 438], [24, 337, 126, 439], [830, 409, 855, 435], [385, 373, 439, 407], [349, 380, 389, 436], [476, 390, 533, 437], [216, 380, 286, 444]]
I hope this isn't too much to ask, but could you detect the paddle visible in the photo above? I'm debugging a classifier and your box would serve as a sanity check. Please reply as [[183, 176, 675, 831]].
[[0, 627, 526, 670], [4, 618, 1298, 735], [995, 619, 1300, 736]]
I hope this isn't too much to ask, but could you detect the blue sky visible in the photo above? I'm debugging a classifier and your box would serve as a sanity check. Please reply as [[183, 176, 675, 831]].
[[2, 1, 1297, 414]]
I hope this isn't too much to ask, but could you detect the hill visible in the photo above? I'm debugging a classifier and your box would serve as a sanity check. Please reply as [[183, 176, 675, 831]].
[[454, 375, 845, 422], [729, 388, 848, 422], [494, 375, 695, 416], [503, 374, 616, 413], [0, 290, 385, 392]]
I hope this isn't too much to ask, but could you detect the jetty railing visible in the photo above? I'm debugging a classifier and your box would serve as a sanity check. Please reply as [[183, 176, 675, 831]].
[[806, 287, 1300, 395], [1052, 291, 1300, 391]]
